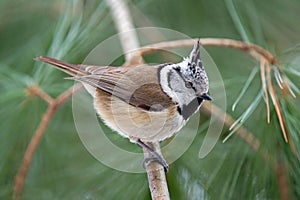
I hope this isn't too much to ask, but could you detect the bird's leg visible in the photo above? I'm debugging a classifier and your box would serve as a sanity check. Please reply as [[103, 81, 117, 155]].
[[137, 139, 169, 173]]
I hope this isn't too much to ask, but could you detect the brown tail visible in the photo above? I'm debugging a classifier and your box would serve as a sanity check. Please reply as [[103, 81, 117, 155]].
[[34, 56, 86, 76]]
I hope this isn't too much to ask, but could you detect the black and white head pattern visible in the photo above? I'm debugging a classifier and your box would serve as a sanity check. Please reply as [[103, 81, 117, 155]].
[[179, 40, 209, 95]]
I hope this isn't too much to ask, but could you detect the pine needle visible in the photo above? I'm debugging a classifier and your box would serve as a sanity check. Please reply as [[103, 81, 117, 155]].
[[225, 91, 263, 142], [225, 0, 250, 43], [232, 67, 258, 111], [260, 58, 270, 123], [285, 77, 300, 96], [283, 77, 297, 98], [273, 66, 284, 89], [266, 62, 289, 142]]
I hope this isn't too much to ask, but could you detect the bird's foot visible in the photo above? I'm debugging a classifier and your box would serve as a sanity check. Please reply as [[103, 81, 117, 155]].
[[137, 139, 169, 173]]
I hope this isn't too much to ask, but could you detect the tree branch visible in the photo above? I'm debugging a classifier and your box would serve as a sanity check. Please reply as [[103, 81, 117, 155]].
[[105, 0, 170, 199], [105, 0, 143, 65], [139, 38, 276, 65], [143, 142, 170, 200], [13, 84, 82, 200], [25, 85, 54, 105]]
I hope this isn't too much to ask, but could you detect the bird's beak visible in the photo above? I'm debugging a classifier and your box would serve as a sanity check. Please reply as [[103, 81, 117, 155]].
[[201, 93, 212, 101]]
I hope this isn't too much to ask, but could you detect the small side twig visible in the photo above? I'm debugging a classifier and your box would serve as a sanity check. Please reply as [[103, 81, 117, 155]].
[[13, 83, 82, 200], [26, 85, 54, 105]]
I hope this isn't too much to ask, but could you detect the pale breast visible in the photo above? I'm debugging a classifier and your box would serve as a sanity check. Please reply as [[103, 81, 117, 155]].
[[94, 89, 184, 142]]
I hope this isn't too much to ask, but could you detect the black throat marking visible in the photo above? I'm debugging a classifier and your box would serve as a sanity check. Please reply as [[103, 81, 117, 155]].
[[177, 97, 203, 120], [169, 66, 203, 120]]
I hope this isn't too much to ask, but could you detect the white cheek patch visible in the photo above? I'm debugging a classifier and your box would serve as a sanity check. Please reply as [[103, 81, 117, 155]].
[[159, 64, 197, 109], [159, 65, 177, 101]]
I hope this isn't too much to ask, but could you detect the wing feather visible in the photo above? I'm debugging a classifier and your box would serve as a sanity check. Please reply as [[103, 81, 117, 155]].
[[36, 56, 174, 111], [74, 65, 175, 111]]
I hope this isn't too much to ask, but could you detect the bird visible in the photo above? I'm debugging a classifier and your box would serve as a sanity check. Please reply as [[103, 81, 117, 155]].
[[34, 40, 211, 172]]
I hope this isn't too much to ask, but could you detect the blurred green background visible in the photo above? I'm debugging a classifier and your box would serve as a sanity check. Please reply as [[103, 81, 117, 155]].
[[1, 0, 300, 199]]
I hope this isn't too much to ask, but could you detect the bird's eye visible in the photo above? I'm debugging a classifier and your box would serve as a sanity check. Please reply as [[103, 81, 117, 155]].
[[185, 81, 193, 88]]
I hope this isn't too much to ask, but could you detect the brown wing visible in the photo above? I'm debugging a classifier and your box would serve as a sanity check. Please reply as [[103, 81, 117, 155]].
[[75, 64, 175, 111], [129, 83, 174, 111], [35, 56, 174, 111]]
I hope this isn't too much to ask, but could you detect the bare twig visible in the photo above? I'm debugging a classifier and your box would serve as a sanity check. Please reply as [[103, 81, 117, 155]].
[[56, 83, 82, 106], [139, 38, 276, 65], [14, 105, 56, 200], [105, 0, 170, 199], [105, 0, 143, 65], [143, 143, 170, 200], [13, 84, 82, 200], [25, 85, 54, 105]]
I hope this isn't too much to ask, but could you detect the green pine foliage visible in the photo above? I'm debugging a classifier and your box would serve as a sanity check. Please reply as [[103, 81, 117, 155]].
[[1, 0, 300, 199]]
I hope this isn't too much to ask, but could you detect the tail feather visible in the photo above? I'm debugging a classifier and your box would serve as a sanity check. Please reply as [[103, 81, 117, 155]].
[[34, 56, 86, 76]]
